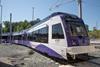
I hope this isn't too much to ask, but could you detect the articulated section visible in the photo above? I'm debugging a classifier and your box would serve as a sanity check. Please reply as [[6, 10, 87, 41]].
[[67, 45, 96, 55]]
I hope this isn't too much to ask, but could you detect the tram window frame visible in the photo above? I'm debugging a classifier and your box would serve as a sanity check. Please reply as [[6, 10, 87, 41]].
[[52, 23, 64, 39]]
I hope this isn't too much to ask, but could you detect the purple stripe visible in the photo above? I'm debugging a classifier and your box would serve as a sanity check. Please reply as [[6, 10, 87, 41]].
[[10, 40, 64, 59], [61, 16, 72, 47], [35, 44, 64, 59]]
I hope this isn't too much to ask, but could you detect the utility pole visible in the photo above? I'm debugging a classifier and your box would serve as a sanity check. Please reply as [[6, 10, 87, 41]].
[[32, 7, 34, 21], [0, 0, 2, 44], [77, 0, 82, 18], [10, 13, 12, 44]]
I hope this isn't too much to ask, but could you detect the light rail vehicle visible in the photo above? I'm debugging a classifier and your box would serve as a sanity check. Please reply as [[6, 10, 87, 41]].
[[2, 12, 95, 60]]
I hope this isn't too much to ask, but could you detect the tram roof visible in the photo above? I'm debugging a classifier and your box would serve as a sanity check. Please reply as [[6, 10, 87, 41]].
[[2, 12, 79, 36], [28, 12, 79, 30]]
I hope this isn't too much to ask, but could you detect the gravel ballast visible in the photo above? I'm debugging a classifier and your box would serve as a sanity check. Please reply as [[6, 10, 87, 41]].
[[0, 43, 59, 67]]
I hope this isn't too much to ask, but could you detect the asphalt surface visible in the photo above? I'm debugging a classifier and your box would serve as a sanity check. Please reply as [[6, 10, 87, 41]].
[[0, 43, 59, 67], [0, 43, 100, 67]]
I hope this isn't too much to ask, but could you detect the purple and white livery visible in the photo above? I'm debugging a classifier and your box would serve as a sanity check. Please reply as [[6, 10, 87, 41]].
[[2, 12, 95, 60]]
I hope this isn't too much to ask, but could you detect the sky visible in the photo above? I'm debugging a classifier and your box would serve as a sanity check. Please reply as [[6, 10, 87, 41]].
[[1, 0, 100, 30]]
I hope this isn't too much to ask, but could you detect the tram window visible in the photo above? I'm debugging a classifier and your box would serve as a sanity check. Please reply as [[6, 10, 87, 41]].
[[2, 36, 6, 40], [28, 33, 32, 41], [18, 35, 22, 40], [37, 27, 48, 43], [14, 35, 18, 40], [30, 27, 48, 43], [52, 23, 64, 39], [69, 23, 87, 36], [23, 34, 27, 40]]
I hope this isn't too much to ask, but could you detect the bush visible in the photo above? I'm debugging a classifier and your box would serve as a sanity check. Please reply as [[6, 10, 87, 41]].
[[88, 30, 100, 39]]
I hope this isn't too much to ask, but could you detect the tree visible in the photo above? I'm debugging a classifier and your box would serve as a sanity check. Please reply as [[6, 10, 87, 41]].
[[2, 21, 10, 33], [2, 20, 32, 33], [13, 20, 32, 32]]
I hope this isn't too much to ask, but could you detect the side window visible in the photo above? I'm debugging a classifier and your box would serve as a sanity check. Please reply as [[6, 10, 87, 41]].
[[28, 26, 48, 43], [28, 33, 33, 41], [52, 23, 64, 39], [38, 27, 48, 43]]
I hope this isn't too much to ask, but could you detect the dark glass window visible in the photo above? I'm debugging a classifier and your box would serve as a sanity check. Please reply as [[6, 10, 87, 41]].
[[52, 23, 64, 39], [69, 22, 87, 36], [13, 35, 23, 40], [64, 16, 88, 36], [23, 34, 27, 40], [28, 26, 48, 43], [2, 36, 7, 39], [14, 35, 18, 40], [28, 33, 33, 41]]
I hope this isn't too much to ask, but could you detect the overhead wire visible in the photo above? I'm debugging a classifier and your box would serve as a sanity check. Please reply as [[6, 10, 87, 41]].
[[49, 0, 75, 11]]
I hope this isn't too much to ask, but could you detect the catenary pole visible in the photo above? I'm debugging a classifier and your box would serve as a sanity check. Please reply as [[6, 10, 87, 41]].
[[77, 0, 82, 18], [10, 13, 12, 44], [32, 7, 34, 21], [0, 0, 2, 43]]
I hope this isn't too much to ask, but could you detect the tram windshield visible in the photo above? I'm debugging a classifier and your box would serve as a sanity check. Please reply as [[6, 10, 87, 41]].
[[64, 16, 87, 36], [69, 21, 87, 36]]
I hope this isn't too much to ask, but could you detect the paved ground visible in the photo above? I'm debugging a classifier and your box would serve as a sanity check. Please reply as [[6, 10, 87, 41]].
[[0, 43, 59, 67], [0, 43, 100, 67]]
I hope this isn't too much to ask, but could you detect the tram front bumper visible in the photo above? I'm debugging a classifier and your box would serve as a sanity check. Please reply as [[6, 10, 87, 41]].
[[67, 45, 96, 55]]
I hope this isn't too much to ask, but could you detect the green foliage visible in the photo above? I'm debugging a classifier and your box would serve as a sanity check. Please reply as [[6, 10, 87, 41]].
[[2, 19, 41, 33], [2, 21, 10, 33], [88, 30, 100, 39], [13, 20, 32, 32]]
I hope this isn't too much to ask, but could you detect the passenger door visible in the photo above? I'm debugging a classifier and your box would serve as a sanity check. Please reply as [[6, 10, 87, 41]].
[[49, 23, 66, 48]]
